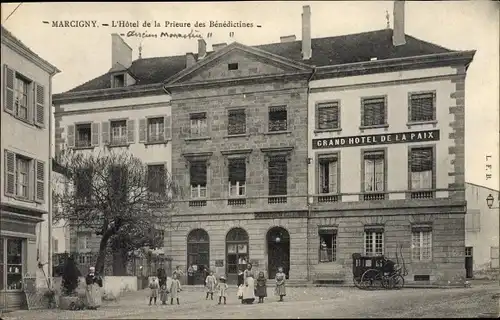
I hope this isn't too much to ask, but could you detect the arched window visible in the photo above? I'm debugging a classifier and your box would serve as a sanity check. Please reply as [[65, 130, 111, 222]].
[[226, 228, 249, 278], [187, 229, 209, 271]]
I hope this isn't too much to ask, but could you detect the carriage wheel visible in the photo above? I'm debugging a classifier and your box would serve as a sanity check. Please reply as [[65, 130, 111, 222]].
[[381, 276, 392, 289], [361, 269, 380, 290], [353, 276, 363, 289], [391, 274, 404, 290]]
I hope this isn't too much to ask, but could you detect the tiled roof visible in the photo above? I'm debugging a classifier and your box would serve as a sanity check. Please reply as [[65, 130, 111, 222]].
[[66, 29, 453, 93]]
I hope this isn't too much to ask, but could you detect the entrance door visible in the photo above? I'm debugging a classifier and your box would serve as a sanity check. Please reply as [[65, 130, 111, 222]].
[[226, 228, 249, 284], [187, 229, 210, 285], [465, 246, 473, 279], [267, 227, 290, 279]]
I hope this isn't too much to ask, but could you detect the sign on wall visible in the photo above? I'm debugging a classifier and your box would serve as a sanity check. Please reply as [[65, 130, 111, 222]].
[[312, 129, 440, 149]]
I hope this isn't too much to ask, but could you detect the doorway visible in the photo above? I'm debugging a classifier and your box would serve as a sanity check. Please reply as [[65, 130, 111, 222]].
[[465, 246, 473, 279], [267, 227, 290, 279], [186, 229, 210, 285], [226, 228, 249, 284]]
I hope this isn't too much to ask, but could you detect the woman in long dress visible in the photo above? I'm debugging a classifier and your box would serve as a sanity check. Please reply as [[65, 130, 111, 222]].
[[274, 267, 286, 302], [241, 263, 256, 304], [85, 267, 103, 309], [320, 239, 329, 262]]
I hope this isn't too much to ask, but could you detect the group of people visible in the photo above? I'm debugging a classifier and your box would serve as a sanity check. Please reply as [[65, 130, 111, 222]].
[[235, 264, 287, 304]]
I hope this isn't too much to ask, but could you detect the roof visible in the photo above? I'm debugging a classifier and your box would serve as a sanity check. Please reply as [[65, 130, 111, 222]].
[[1, 26, 60, 74], [67, 28, 454, 93], [466, 182, 500, 193]]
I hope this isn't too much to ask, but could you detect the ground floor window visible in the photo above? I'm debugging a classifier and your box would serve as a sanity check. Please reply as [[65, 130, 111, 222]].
[[411, 228, 432, 261], [318, 227, 337, 262], [364, 229, 384, 256], [0, 237, 24, 290]]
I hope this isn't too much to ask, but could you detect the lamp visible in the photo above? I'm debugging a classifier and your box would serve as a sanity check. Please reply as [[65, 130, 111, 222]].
[[486, 194, 499, 209], [275, 236, 281, 243]]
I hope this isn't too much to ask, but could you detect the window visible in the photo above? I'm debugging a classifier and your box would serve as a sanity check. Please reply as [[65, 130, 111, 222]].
[[75, 168, 92, 200], [14, 75, 30, 121], [77, 232, 90, 251], [187, 229, 210, 272], [4, 150, 45, 203], [147, 164, 166, 195], [361, 97, 386, 127], [319, 157, 338, 194], [15, 156, 29, 199], [409, 147, 433, 198], [363, 151, 385, 200], [52, 237, 59, 253], [409, 92, 435, 122], [316, 102, 340, 130], [76, 124, 92, 148], [113, 74, 125, 88], [412, 228, 432, 261], [268, 156, 287, 197], [228, 158, 246, 197], [465, 246, 473, 257], [318, 228, 337, 262], [110, 120, 127, 145], [226, 228, 249, 275], [190, 161, 207, 198], [4, 238, 23, 290], [228, 63, 239, 70], [268, 106, 287, 132], [465, 209, 480, 232], [228, 109, 246, 135], [148, 117, 165, 142], [109, 166, 128, 202], [190, 113, 208, 137], [364, 229, 384, 256]]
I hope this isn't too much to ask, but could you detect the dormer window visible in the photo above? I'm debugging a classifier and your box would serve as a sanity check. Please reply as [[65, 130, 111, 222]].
[[112, 74, 125, 88], [228, 63, 239, 71]]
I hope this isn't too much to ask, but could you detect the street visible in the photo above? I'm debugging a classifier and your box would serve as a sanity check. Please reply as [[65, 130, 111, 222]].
[[3, 282, 499, 319]]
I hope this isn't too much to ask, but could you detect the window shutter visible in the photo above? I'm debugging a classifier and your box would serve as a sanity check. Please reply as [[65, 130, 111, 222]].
[[91, 122, 100, 146], [190, 161, 207, 185], [139, 118, 147, 143], [67, 125, 75, 148], [35, 160, 45, 203], [164, 115, 171, 140], [228, 158, 246, 183], [4, 65, 15, 114], [4, 150, 16, 196], [411, 148, 433, 172], [34, 83, 45, 127], [363, 98, 385, 126], [101, 121, 110, 145], [317, 103, 339, 129], [127, 119, 135, 143], [411, 93, 434, 122], [268, 156, 287, 195]]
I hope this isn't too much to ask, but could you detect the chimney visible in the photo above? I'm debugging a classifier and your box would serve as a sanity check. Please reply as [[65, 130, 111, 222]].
[[198, 39, 207, 59], [212, 43, 227, 52], [301, 5, 312, 60], [111, 33, 132, 69], [280, 35, 296, 43], [186, 53, 196, 68], [392, 0, 406, 46]]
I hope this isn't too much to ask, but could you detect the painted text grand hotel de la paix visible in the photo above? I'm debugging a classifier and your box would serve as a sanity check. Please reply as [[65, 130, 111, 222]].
[[52, 2, 475, 286]]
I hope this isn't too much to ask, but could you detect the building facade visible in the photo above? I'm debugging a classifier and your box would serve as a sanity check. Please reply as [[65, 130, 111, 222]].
[[53, 3, 475, 286], [1, 26, 59, 310], [465, 182, 499, 278]]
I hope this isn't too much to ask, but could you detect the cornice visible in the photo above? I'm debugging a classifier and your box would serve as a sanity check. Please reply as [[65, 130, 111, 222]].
[[220, 149, 253, 156], [1, 31, 60, 75]]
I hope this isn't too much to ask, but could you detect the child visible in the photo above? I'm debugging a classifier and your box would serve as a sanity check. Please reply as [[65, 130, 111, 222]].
[[237, 269, 244, 303], [169, 273, 182, 305], [216, 275, 229, 305], [149, 276, 159, 305], [159, 283, 168, 305], [255, 271, 267, 303], [275, 267, 286, 302], [205, 270, 217, 300]]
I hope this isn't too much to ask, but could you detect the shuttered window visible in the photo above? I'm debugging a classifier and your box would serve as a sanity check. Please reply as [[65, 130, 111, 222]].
[[363, 151, 385, 192], [228, 109, 246, 135], [268, 156, 287, 196], [268, 106, 287, 132], [3, 150, 45, 203], [147, 164, 166, 194], [76, 124, 92, 148], [410, 148, 433, 189], [148, 117, 164, 142], [75, 168, 92, 200], [109, 166, 128, 202], [190, 161, 207, 198], [228, 158, 246, 196], [319, 157, 338, 194], [410, 92, 435, 122], [362, 97, 386, 126], [317, 102, 339, 129], [110, 120, 127, 145]]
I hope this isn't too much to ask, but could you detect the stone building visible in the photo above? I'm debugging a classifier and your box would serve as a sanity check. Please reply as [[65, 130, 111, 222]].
[[1, 26, 59, 310], [53, 2, 475, 285]]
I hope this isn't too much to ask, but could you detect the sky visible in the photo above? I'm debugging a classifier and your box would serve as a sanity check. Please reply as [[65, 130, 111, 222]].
[[2, 1, 499, 191]]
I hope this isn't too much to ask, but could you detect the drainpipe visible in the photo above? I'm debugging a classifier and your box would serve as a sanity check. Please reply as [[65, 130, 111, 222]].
[[305, 68, 316, 282], [47, 72, 55, 290]]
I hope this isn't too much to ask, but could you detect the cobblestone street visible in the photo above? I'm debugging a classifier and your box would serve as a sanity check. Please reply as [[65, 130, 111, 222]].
[[3, 282, 499, 319]]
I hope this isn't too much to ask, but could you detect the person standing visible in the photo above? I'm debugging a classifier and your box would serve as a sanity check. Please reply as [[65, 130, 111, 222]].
[[169, 273, 182, 305], [241, 263, 256, 304], [205, 270, 217, 300], [85, 266, 103, 310], [157, 265, 167, 287], [159, 283, 169, 305], [187, 265, 195, 285], [320, 239, 329, 262], [216, 275, 228, 305], [148, 276, 159, 305], [237, 269, 244, 302], [255, 271, 267, 303], [275, 267, 287, 302]]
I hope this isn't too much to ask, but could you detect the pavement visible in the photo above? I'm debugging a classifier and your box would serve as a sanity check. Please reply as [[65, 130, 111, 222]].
[[2, 281, 499, 319]]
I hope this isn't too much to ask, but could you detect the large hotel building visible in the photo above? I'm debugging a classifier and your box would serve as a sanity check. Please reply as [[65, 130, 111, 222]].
[[53, 2, 475, 285]]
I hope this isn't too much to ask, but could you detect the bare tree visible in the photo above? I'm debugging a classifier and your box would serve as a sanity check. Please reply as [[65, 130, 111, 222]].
[[53, 148, 179, 275]]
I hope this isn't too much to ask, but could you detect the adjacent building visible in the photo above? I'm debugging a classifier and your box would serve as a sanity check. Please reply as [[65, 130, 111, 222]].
[[465, 182, 499, 278], [1, 26, 59, 310], [53, 2, 475, 286]]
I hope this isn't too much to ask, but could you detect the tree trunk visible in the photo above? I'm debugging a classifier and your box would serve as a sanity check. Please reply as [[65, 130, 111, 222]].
[[94, 230, 113, 274], [112, 248, 128, 276]]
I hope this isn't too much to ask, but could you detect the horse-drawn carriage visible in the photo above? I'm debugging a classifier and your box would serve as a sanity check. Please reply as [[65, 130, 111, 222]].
[[352, 245, 408, 290]]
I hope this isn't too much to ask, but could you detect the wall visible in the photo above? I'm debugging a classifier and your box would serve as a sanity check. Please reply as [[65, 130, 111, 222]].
[[465, 183, 500, 271], [307, 66, 463, 201]]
